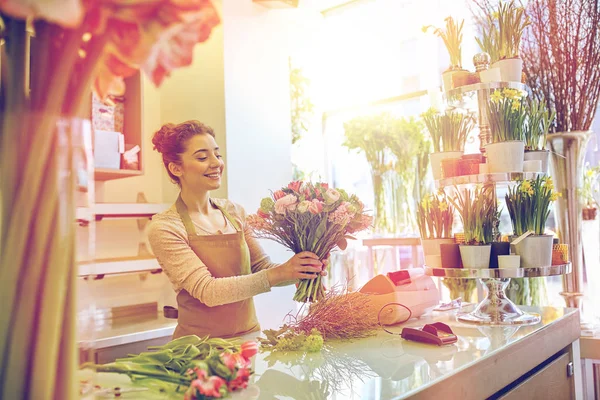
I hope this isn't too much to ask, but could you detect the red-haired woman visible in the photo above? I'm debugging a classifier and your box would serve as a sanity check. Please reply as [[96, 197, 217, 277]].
[[147, 120, 325, 339]]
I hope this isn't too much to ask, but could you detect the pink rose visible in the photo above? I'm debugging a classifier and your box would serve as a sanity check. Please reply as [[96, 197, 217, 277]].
[[324, 188, 341, 205], [308, 199, 324, 214], [273, 190, 286, 200], [241, 341, 259, 360], [274, 194, 298, 214], [228, 367, 251, 391]]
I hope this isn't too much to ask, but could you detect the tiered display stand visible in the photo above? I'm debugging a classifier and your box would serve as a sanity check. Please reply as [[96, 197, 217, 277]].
[[425, 81, 572, 326]]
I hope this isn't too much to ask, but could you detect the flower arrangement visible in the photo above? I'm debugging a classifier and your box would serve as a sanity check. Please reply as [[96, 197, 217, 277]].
[[447, 185, 496, 245], [416, 192, 454, 239], [496, 1, 530, 59], [247, 181, 372, 302], [86, 335, 258, 399], [422, 16, 465, 69], [487, 88, 528, 142], [505, 176, 561, 236], [421, 108, 475, 153], [523, 100, 555, 151], [581, 163, 600, 210]]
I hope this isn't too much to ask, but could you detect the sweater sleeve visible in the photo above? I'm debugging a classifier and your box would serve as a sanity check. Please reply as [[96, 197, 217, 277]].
[[147, 215, 272, 307]]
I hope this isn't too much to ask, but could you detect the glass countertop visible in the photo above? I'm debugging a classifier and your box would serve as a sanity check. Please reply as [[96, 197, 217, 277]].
[[87, 306, 577, 399]]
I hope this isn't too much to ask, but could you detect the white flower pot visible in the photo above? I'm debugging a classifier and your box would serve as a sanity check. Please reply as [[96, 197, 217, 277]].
[[513, 235, 553, 268], [442, 70, 455, 93], [523, 159, 542, 173], [524, 150, 550, 174], [498, 255, 520, 269], [492, 58, 523, 82], [421, 238, 455, 256], [429, 151, 463, 180], [479, 67, 501, 83], [459, 244, 491, 269], [485, 141, 525, 173]]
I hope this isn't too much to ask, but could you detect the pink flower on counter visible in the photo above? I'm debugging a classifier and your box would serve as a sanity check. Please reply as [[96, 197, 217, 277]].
[[308, 199, 324, 215], [324, 188, 341, 205], [192, 376, 226, 398], [240, 341, 259, 360], [274, 194, 298, 214], [273, 190, 286, 200], [287, 180, 302, 193], [228, 367, 251, 391], [221, 351, 250, 371]]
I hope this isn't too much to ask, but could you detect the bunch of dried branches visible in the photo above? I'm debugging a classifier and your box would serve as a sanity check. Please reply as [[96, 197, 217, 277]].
[[472, 0, 600, 132]]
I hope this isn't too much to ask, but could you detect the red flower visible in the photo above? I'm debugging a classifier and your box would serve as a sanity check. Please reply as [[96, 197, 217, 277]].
[[257, 209, 269, 219], [228, 367, 251, 391], [221, 352, 237, 371], [192, 375, 226, 398], [287, 181, 302, 193], [240, 341, 258, 360], [273, 190, 286, 200], [319, 182, 329, 190], [308, 199, 324, 215]]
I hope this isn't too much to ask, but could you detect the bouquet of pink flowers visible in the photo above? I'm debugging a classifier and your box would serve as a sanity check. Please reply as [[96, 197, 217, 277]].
[[247, 181, 372, 302]]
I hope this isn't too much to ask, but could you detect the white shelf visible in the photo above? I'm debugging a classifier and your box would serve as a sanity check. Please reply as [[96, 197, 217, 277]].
[[435, 172, 543, 189], [76, 203, 170, 222], [78, 256, 161, 277]]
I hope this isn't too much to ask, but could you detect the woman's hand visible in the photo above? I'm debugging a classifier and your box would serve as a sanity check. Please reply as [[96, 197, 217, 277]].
[[267, 251, 326, 286]]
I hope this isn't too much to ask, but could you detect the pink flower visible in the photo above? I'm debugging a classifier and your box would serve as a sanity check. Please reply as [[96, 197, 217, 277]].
[[274, 194, 298, 214], [221, 352, 237, 371], [228, 367, 251, 391], [288, 181, 302, 193], [257, 209, 269, 219], [308, 199, 324, 215], [240, 341, 259, 360], [193, 367, 208, 380], [319, 183, 329, 190], [324, 188, 341, 205], [192, 376, 226, 398], [328, 202, 354, 225], [273, 190, 286, 200]]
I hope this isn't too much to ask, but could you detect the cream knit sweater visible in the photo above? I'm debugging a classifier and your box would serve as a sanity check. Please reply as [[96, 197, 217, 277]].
[[147, 199, 279, 307]]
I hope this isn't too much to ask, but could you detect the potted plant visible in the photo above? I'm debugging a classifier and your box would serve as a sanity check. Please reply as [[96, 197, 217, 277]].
[[422, 108, 475, 180], [485, 88, 527, 173], [581, 164, 600, 221], [423, 16, 467, 92], [492, 1, 530, 81], [417, 192, 455, 262], [523, 100, 555, 174], [343, 113, 395, 234], [447, 184, 496, 269], [505, 176, 561, 267]]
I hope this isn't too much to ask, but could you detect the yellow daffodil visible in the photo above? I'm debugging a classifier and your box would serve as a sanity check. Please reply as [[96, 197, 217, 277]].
[[439, 201, 449, 212], [520, 180, 532, 193], [490, 90, 503, 104], [492, 11, 499, 19], [511, 100, 521, 112], [528, 188, 534, 196], [587, 169, 594, 177], [550, 192, 559, 201]]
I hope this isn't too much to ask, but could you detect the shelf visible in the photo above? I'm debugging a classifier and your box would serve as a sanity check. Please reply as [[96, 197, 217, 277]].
[[95, 168, 143, 181], [435, 172, 543, 189], [447, 81, 527, 97], [76, 203, 170, 223], [425, 263, 571, 279], [78, 256, 161, 277], [362, 237, 421, 247]]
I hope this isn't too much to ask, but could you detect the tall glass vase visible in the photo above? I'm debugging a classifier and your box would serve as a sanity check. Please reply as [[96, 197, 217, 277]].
[[371, 171, 390, 235], [0, 116, 93, 399]]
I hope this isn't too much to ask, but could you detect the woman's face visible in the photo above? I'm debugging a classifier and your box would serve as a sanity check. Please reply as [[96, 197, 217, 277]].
[[172, 133, 224, 192]]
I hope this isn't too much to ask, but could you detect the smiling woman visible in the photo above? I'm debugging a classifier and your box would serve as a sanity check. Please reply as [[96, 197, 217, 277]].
[[147, 120, 327, 339]]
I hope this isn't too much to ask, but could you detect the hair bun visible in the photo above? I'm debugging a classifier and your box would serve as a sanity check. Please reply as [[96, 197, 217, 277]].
[[152, 123, 176, 154]]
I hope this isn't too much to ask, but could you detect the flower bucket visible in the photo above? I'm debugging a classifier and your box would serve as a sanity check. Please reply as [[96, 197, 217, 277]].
[[421, 238, 455, 256], [513, 235, 553, 268], [485, 141, 525, 173], [459, 244, 491, 269], [524, 150, 550, 174], [492, 57, 523, 82], [430, 151, 463, 180]]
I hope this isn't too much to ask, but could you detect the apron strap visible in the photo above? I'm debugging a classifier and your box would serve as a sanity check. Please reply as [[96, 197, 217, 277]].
[[176, 195, 242, 235]]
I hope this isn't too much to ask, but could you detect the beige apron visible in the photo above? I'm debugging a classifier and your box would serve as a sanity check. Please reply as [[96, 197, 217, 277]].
[[172, 195, 259, 339]]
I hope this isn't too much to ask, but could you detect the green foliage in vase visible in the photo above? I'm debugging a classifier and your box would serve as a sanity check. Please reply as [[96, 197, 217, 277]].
[[475, 13, 500, 63], [421, 108, 475, 153], [497, 0, 531, 59], [422, 16, 464, 69], [442, 278, 477, 302], [505, 176, 561, 236], [581, 163, 600, 208], [416, 192, 454, 239], [447, 184, 496, 245], [486, 88, 527, 142], [523, 100, 555, 151]]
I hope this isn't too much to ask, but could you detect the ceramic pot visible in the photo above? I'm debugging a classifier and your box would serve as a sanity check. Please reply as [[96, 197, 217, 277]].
[[492, 57, 523, 82], [485, 141, 525, 173], [498, 255, 520, 269], [479, 67, 501, 83], [421, 238, 455, 256], [523, 159, 542, 173], [458, 158, 480, 176], [513, 235, 553, 268], [430, 151, 463, 180], [442, 69, 456, 92], [441, 157, 461, 179], [490, 242, 510, 269], [524, 150, 550, 174], [452, 70, 472, 88], [440, 243, 462, 268], [459, 244, 491, 269]]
